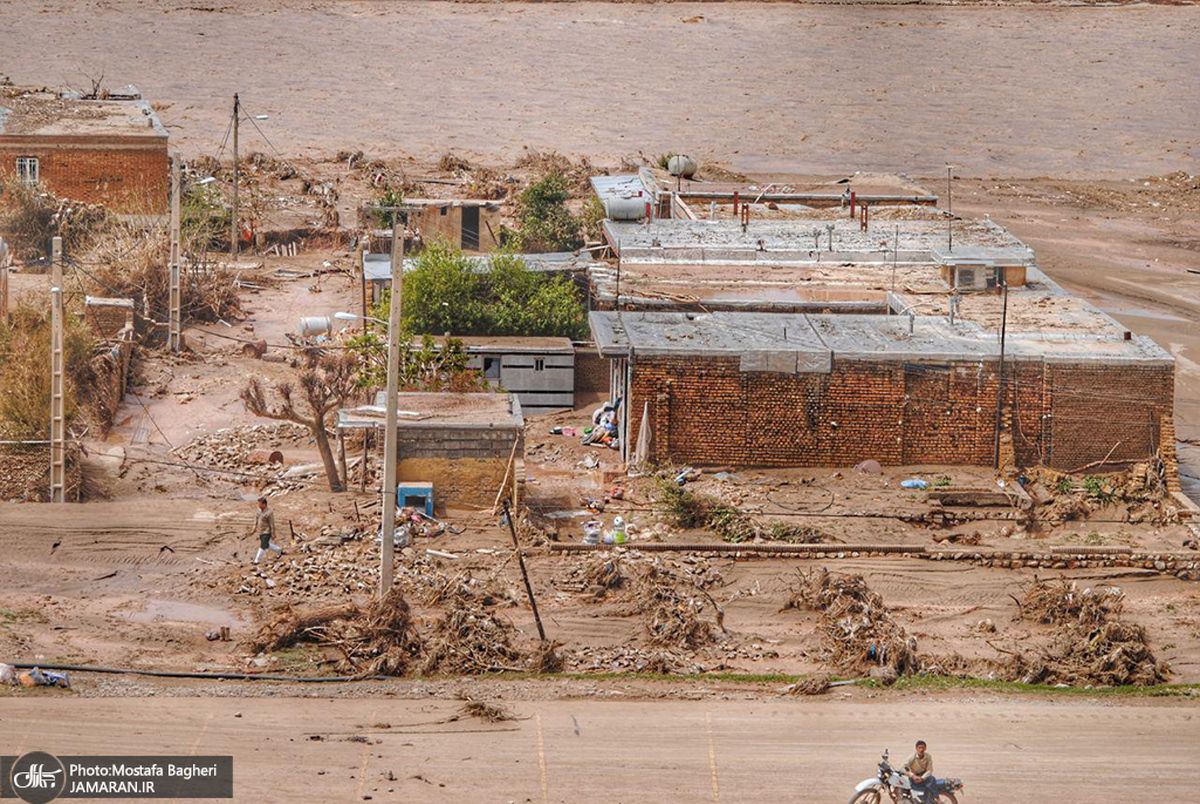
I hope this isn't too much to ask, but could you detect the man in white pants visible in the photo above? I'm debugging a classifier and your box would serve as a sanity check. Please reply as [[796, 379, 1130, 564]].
[[252, 497, 283, 564]]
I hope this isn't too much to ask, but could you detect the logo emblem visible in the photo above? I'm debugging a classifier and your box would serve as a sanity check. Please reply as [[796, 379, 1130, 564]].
[[8, 753, 65, 804]]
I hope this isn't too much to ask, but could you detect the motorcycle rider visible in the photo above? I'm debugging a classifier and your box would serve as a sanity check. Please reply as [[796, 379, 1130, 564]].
[[904, 740, 937, 802]]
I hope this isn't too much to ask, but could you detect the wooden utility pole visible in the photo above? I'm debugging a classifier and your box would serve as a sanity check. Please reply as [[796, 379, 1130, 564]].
[[946, 164, 953, 252], [502, 500, 546, 642], [379, 218, 405, 597], [230, 93, 240, 258], [50, 284, 65, 504], [169, 154, 182, 352], [0, 236, 9, 322]]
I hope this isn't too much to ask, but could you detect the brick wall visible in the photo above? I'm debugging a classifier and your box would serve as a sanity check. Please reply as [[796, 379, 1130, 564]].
[[626, 355, 1174, 471], [85, 299, 135, 340], [573, 346, 611, 395], [0, 136, 168, 213]]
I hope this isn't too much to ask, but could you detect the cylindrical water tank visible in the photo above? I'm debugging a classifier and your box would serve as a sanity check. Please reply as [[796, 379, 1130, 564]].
[[297, 316, 331, 337], [666, 154, 698, 179], [604, 194, 648, 221]]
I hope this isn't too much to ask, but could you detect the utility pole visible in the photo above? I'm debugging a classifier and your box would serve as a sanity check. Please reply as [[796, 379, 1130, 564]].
[[946, 165, 953, 252], [0, 236, 9, 322], [379, 215, 405, 598], [993, 277, 1009, 470], [51, 235, 62, 291], [169, 154, 182, 352], [230, 93, 240, 259], [50, 284, 65, 504]]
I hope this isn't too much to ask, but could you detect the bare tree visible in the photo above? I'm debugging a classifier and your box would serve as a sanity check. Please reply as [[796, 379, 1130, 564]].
[[241, 350, 356, 492]]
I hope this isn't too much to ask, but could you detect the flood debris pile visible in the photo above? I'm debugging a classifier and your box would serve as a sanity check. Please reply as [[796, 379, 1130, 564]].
[[250, 587, 422, 676], [1001, 578, 1167, 687], [634, 563, 722, 649], [784, 569, 918, 676], [418, 595, 526, 675], [1030, 465, 1178, 528], [658, 478, 827, 544]]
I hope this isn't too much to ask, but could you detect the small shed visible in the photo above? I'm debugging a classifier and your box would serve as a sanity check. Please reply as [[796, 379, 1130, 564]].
[[424, 336, 575, 414], [336, 391, 524, 510]]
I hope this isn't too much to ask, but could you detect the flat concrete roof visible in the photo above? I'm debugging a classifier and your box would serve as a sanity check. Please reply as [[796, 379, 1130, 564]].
[[0, 86, 167, 139], [416, 335, 574, 354], [364, 251, 599, 282], [605, 216, 1026, 264], [336, 392, 524, 431], [590, 311, 1173, 368]]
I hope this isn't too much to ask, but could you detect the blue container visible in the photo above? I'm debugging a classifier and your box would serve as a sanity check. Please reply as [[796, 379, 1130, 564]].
[[397, 482, 434, 516]]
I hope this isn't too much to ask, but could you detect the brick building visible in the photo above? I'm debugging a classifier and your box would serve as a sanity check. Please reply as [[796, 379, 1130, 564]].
[[589, 310, 1174, 474], [0, 85, 169, 213]]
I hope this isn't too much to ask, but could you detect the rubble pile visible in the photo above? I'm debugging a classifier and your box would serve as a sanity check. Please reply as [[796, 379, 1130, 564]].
[[563, 646, 701, 675], [999, 578, 1167, 687], [784, 569, 918, 676], [177, 423, 314, 493]]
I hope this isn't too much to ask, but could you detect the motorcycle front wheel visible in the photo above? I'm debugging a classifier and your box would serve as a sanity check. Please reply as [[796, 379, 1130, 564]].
[[847, 791, 882, 804]]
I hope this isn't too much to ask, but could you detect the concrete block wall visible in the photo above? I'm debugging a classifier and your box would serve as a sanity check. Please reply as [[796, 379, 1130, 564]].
[[399, 425, 521, 461], [627, 355, 1175, 472], [0, 138, 169, 213]]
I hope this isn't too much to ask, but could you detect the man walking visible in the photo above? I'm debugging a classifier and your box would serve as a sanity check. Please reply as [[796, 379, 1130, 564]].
[[251, 496, 283, 564]]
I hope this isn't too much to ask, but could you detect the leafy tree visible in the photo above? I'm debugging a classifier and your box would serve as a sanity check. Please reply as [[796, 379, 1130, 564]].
[[504, 170, 582, 253], [241, 350, 358, 492], [371, 245, 588, 340], [345, 330, 488, 393]]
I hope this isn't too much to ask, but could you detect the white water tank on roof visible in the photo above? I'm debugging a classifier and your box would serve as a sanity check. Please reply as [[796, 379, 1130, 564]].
[[666, 154, 698, 179], [604, 194, 649, 221]]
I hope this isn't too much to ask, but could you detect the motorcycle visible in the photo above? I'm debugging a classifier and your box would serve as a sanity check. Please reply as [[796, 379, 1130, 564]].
[[848, 749, 963, 804]]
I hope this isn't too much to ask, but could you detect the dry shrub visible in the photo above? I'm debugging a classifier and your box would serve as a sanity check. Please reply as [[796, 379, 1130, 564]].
[[0, 299, 96, 438], [0, 178, 106, 261], [784, 569, 918, 676], [635, 563, 719, 649], [251, 602, 361, 652], [456, 695, 515, 723], [528, 640, 565, 674], [83, 222, 242, 325], [514, 149, 595, 196], [657, 478, 827, 544], [1014, 578, 1124, 628], [419, 597, 525, 675]]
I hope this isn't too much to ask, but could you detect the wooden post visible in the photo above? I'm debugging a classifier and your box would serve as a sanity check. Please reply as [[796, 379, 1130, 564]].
[[359, 429, 369, 493], [169, 154, 182, 352], [502, 499, 546, 642], [337, 430, 348, 487], [50, 285, 65, 504]]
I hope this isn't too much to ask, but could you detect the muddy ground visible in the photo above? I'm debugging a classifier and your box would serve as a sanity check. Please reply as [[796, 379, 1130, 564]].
[[1, 1, 1197, 177]]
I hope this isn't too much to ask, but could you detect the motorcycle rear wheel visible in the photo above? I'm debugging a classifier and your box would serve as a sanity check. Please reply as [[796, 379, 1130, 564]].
[[847, 791, 882, 804], [936, 794, 958, 804]]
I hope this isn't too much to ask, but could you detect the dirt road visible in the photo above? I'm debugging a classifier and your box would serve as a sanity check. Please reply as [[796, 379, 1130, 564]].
[[2, 693, 1196, 802], [2, 1, 1196, 177]]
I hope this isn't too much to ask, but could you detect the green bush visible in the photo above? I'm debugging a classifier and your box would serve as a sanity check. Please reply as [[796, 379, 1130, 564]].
[[374, 243, 588, 340], [503, 170, 581, 253]]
